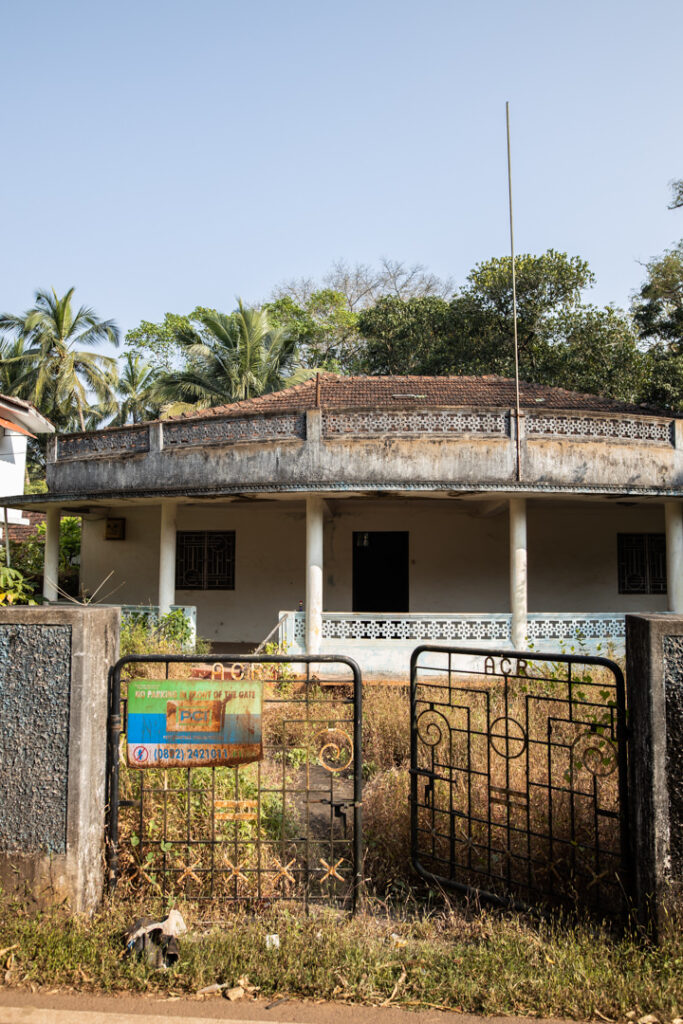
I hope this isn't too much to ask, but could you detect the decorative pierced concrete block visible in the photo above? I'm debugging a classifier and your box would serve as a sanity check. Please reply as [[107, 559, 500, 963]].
[[322, 410, 509, 439], [163, 413, 306, 449], [525, 413, 674, 445], [57, 426, 150, 459]]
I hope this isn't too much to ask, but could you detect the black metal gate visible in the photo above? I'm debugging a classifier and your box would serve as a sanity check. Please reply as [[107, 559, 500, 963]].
[[107, 654, 362, 911], [410, 646, 631, 918]]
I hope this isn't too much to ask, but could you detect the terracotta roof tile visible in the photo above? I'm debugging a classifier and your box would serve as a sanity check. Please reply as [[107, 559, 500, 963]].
[[169, 374, 669, 420]]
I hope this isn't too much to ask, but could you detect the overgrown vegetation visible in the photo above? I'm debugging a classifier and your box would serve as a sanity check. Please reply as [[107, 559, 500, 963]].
[[1, 515, 81, 598], [120, 608, 210, 663], [0, 893, 681, 1019], [0, 565, 36, 605]]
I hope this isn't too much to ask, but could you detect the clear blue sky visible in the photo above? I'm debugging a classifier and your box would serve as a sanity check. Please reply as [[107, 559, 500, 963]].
[[2, 0, 682, 344]]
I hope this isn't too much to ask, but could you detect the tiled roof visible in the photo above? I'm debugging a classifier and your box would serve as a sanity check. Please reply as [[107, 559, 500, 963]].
[[170, 374, 669, 420]]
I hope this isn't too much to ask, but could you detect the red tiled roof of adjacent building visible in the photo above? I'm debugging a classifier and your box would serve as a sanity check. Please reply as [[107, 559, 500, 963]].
[[169, 374, 669, 420]]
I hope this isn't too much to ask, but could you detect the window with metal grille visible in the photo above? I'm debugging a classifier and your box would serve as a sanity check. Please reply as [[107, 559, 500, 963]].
[[617, 533, 666, 594], [176, 531, 235, 590]]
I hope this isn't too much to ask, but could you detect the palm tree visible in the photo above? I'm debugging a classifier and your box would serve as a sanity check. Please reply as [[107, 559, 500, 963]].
[[0, 335, 32, 399], [0, 287, 120, 431], [153, 301, 302, 412], [109, 353, 160, 425]]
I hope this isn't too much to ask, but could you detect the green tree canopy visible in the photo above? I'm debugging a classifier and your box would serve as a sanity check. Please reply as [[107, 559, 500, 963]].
[[356, 251, 644, 405], [0, 287, 119, 430], [265, 289, 359, 370], [124, 307, 217, 373], [632, 242, 683, 349], [668, 178, 683, 210], [356, 296, 452, 375], [109, 353, 160, 425], [153, 301, 303, 413]]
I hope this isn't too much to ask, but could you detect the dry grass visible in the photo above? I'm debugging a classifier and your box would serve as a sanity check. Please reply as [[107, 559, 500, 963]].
[[362, 766, 412, 894], [1, 893, 682, 1020], [361, 684, 410, 775]]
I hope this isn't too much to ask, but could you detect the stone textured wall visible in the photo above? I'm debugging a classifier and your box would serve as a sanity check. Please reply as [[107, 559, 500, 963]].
[[663, 636, 683, 878], [0, 606, 119, 914], [0, 624, 72, 853]]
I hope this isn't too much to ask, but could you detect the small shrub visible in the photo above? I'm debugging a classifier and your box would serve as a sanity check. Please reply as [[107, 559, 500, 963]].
[[0, 566, 36, 605], [120, 608, 210, 669], [7, 514, 81, 596]]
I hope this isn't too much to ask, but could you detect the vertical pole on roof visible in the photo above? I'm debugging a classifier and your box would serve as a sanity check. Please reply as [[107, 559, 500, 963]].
[[506, 101, 522, 484]]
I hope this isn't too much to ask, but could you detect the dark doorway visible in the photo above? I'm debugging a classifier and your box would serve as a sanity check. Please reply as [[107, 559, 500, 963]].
[[352, 531, 409, 612]]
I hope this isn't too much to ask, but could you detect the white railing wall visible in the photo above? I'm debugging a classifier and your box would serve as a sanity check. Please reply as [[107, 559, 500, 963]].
[[279, 611, 626, 679]]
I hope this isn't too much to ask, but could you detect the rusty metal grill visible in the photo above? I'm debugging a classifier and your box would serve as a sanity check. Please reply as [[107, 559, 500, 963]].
[[410, 646, 631, 918], [107, 654, 362, 911]]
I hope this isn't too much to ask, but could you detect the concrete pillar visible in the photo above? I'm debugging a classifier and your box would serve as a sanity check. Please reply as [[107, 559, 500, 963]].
[[625, 613, 683, 939], [158, 501, 177, 615], [509, 497, 528, 649], [665, 502, 683, 612], [0, 605, 120, 914], [306, 495, 324, 655], [43, 505, 61, 602]]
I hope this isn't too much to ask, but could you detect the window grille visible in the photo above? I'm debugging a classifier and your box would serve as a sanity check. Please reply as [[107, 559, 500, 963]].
[[617, 533, 666, 594], [176, 531, 235, 590]]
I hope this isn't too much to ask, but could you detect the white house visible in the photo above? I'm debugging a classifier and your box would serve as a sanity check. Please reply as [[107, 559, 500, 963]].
[[0, 394, 54, 542], [2, 373, 682, 679]]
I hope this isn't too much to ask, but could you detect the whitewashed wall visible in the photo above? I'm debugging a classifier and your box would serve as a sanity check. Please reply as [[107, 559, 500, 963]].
[[81, 501, 306, 644], [80, 497, 668, 644], [0, 429, 29, 527]]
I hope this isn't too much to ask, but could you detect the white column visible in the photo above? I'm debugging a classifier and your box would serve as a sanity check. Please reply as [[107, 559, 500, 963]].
[[509, 497, 528, 649], [305, 495, 324, 655], [158, 501, 177, 615], [665, 502, 683, 612], [43, 506, 60, 602]]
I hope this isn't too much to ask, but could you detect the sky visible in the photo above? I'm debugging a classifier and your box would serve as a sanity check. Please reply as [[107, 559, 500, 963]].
[[1, 0, 682, 347]]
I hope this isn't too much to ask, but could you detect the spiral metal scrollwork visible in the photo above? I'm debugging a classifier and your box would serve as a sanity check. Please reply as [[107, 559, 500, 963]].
[[416, 708, 451, 751], [571, 731, 617, 777], [315, 728, 354, 772]]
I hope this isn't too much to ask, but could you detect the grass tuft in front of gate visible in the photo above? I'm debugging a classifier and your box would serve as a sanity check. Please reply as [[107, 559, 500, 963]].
[[0, 892, 681, 1021]]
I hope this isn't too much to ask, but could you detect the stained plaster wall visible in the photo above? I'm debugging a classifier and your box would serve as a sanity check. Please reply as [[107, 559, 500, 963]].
[[81, 502, 306, 643], [527, 501, 667, 612], [47, 409, 683, 495], [80, 498, 667, 643]]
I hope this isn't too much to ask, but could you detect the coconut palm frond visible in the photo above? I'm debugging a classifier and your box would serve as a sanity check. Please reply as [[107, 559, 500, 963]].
[[0, 287, 120, 430]]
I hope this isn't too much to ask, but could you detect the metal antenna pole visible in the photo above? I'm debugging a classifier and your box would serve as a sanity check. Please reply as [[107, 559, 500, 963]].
[[506, 101, 522, 483]]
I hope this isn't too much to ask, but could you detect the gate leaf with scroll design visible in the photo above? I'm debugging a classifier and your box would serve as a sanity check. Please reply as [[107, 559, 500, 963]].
[[108, 654, 362, 912], [410, 646, 631, 918]]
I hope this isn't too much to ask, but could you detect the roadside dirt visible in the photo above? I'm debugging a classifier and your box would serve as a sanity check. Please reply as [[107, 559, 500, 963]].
[[0, 989, 583, 1024]]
